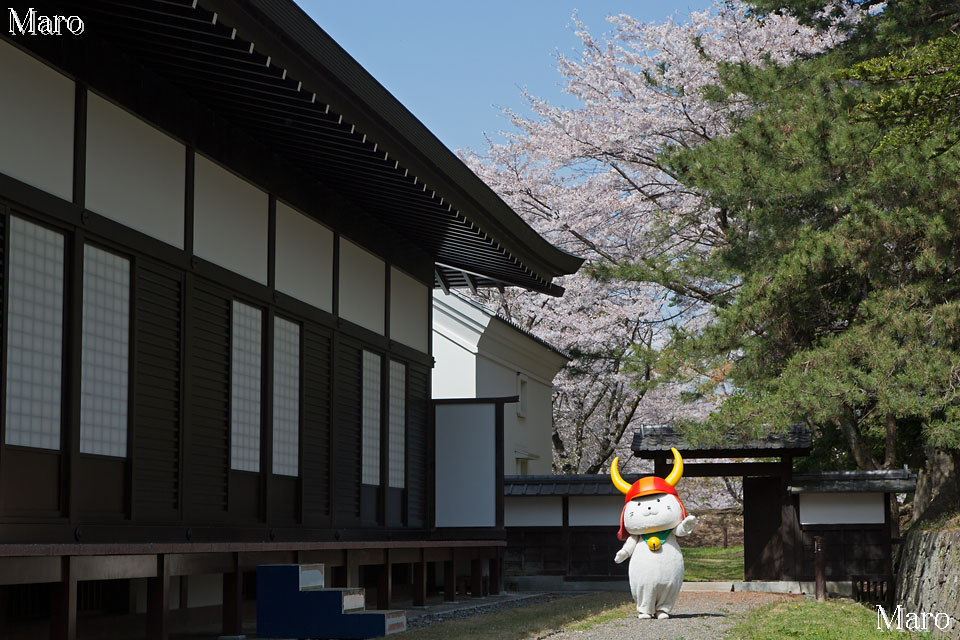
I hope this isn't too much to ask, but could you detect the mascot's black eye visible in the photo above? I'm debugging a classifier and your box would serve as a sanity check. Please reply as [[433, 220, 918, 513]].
[[656, 498, 660, 502]]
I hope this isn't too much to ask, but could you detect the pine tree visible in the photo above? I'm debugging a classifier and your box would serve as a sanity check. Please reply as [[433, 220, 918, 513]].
[[659, 0, 960, 518]]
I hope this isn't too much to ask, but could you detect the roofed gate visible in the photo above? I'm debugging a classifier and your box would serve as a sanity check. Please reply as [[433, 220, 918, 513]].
[[633, 425, 914, 589]]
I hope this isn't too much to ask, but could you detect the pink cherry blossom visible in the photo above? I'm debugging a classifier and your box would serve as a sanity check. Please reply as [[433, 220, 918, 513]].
[[463, 1, 858, 474]]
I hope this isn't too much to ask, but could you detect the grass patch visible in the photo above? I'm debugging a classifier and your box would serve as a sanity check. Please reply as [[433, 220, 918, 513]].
[[914, 508, 960, 531], [727, 599, 927, 639], [394, 592, 631, 640], [566, 600, 636, 631], [683, 545, 745, 581]]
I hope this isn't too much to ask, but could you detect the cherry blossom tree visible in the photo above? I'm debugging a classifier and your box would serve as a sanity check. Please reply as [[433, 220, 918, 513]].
[[463, 1, 856, 474]]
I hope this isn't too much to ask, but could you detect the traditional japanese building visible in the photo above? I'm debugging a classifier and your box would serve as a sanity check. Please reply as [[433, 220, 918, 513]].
[[432, 290, 570, 476], [0, 1, 582, 637]]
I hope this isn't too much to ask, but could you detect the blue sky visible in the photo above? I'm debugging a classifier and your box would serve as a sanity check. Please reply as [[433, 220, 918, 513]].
[[301, 1, 716, 153]]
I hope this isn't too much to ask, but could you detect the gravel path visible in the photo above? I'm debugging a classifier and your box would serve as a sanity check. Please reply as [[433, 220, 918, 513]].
[[405, 593, 583, 630], [539, 591, 801, 640]]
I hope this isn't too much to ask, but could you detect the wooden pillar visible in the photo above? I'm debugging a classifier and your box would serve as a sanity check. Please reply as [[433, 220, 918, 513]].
[[346, 551, 358, 588], [561, 496, 571, 575], [470, 558, 483, 598], [179, 576, 189, 613], [885, 493, 897, 576], [413, 559, 427, 607], [0, 585, 8, 639], [147, 555, 169, 640], [814, 536, 825, 602], [654, 455, 667, 478], [377, 552, 392, 611], [222, 553, 243, 637], [489, 549, 502, 596], [50, 557, 77, 640], [443, 560, 456, 602]]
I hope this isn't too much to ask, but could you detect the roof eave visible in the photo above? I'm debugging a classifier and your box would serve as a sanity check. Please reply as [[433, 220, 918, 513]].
[[198, 0, 584, 284]]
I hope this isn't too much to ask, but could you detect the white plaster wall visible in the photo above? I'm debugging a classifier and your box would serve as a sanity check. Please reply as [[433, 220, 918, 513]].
[[431, 332, 476, 399], [338, 238, 385, 334], [435, 403, 496, 527], [389, 267, 428, 353], [0, 40, 74, 200], [799, 492, 885, 525], [194, 155, 268, 284], [568, 496, 625, 526], [475, 354, 516, 398], [275, 201, 333, 311], [521, 378, 555, 475], [477, 357, 553, 476], [432, 293, 566, 475], [504, 496, 562, 527], [85, 92, 185, 248]]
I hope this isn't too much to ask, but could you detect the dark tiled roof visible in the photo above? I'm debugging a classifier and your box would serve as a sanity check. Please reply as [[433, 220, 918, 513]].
[[631, 423, 812, 458], [504, 474, 642, 497], [788, 469, 917, 494]]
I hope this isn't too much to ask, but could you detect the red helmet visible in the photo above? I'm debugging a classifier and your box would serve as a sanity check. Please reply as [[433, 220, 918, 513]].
[[611, 449, 687, 541]]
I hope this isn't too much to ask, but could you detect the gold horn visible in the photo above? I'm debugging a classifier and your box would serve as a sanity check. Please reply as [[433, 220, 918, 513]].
[[610, 456, 632, 495], [664, 447, 684, 487]]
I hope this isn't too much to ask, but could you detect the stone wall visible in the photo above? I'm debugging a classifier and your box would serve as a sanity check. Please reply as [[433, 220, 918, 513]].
[[895, 527, 960, 637]]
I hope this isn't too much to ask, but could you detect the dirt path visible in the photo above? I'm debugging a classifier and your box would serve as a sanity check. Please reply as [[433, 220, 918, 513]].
[[541, 591, 801, 640]]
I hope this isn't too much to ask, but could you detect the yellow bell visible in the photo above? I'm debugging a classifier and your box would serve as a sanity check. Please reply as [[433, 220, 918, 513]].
[[647, 536, 661, 552]]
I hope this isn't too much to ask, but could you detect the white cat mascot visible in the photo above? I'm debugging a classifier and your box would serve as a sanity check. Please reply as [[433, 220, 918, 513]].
[[611, 448, 697, 619]]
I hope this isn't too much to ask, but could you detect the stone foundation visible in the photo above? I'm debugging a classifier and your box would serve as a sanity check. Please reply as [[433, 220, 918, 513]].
[[895, 526, 960, 638]]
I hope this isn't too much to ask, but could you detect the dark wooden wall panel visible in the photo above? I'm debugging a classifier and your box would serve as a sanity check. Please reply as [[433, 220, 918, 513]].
[[75, 457, 126, 518], [132, 260, 182, 520], [799, 527, 890, 580], [505, 527, 627, 578], [406, 364, 428, 528], [270, 475, 298, 524], [186, 280, 231, 520], [2, 449, 60, 515], [0, 197, 439, 540], [229, 470, 260, 522], [333, 339, 362, 525], [302, 325, 331, 523], [743, 476, 783, 581]]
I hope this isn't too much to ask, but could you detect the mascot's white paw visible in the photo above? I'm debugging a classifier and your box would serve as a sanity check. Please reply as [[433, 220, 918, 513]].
[[656, 611, 670, 619], [677, 514, 697, 536], [614, 549, 630, 564], [638, 613, 653, 619]]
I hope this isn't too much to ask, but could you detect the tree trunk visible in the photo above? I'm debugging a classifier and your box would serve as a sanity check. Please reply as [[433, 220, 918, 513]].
[[911, 445, 960, 525], [833, 415, 879, 470], [883, 413, 897, 469]]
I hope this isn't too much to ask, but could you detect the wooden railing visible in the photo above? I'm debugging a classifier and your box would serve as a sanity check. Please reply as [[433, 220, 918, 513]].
[[853, 574, 894, 606]]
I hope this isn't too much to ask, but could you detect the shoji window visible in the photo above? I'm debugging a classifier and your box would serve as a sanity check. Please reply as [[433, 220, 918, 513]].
[[80, 245, 131, 457], [272, 317, 300, 477], [388, 361, 406, 488], [361, 350, 381, 485], [231, 301, 262, 472], [4, 216, 64, 450]]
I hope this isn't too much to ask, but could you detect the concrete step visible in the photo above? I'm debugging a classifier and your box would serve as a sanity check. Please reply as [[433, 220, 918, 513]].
[[257, 565, 406, 638], [346, 608, 406, 635], [298, 586, 366, 612], [297, 563, 325, 589]]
